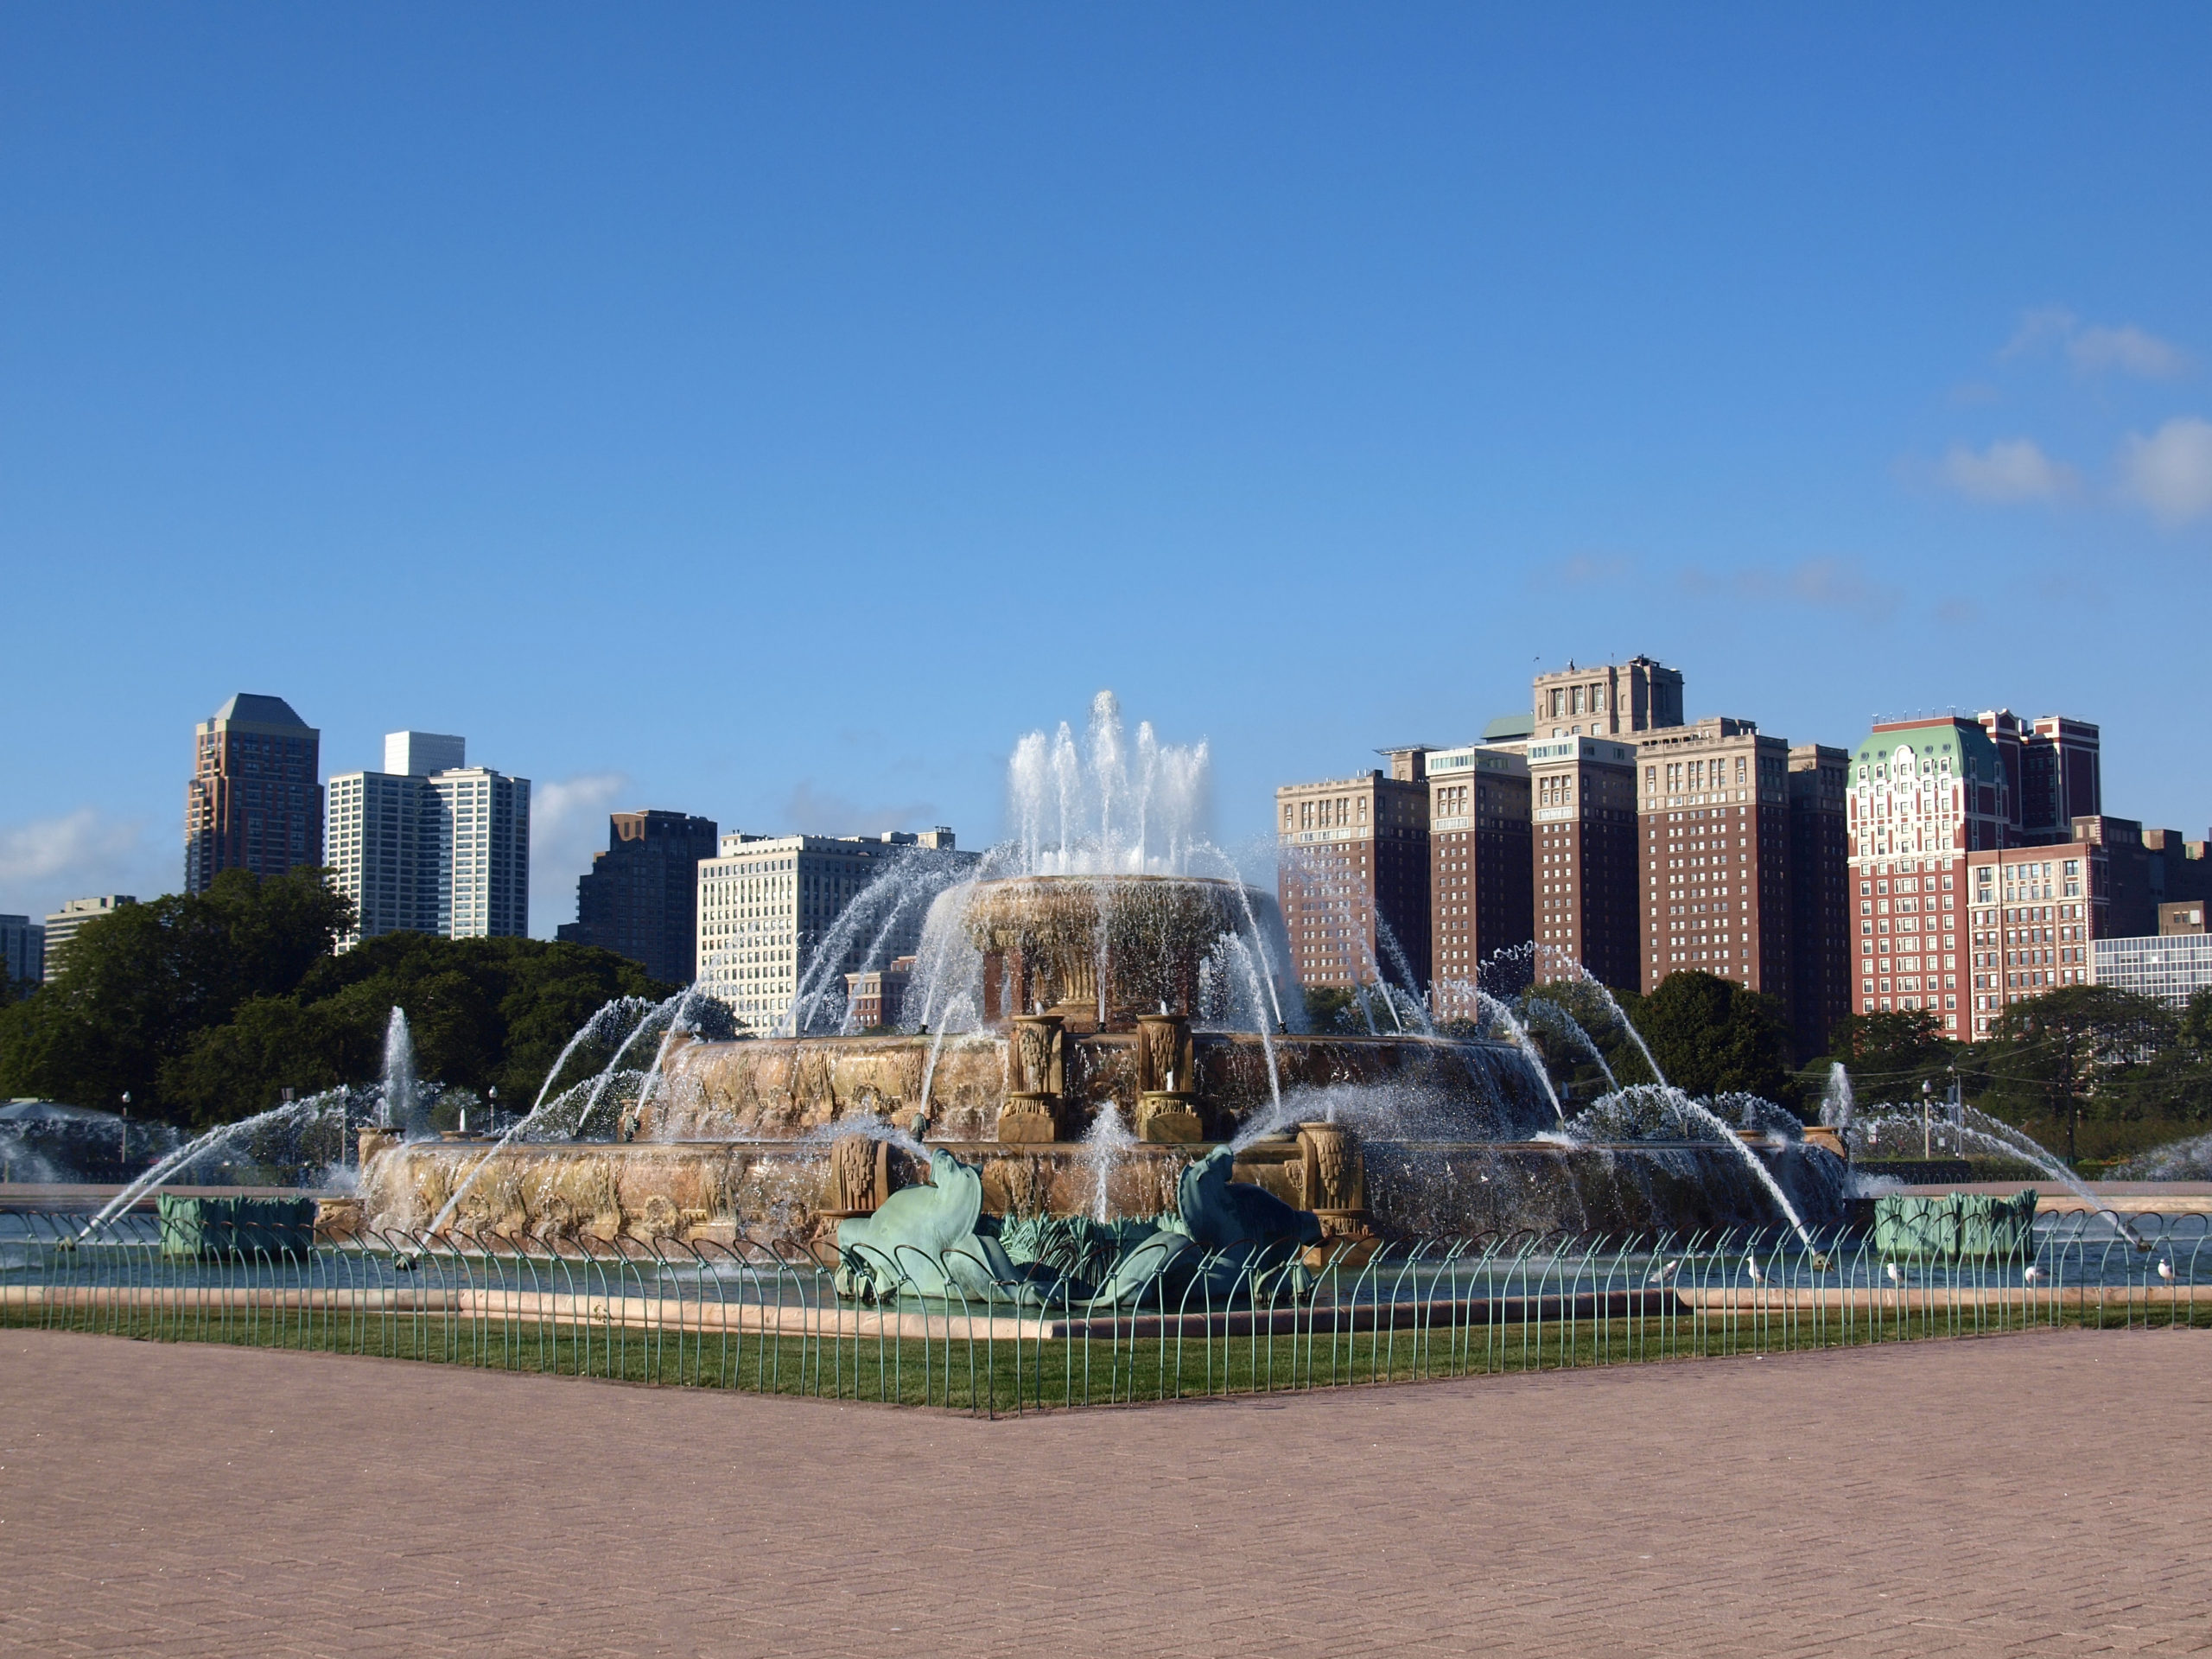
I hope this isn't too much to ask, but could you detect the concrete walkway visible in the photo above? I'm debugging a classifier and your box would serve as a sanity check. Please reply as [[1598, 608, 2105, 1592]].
[[3, 1326, 2208, 1657]]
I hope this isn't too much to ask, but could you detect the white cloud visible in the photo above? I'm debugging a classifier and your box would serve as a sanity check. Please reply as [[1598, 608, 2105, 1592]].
[[1999, 306, 2077, 361], [783, 781, 940, 837], [0, 807, 168, 931], [1678, 557, 1898, 618], [2119, 416, 2212, 526], [1999, 306, 2189, 378], [1937, 438, 2078, 504], [2070, 324, 2190, 379], [528, 772, 629, 938]]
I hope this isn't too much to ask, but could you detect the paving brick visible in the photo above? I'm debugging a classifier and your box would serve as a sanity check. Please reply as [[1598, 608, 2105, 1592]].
[[3, 1327, 2209, 1656]]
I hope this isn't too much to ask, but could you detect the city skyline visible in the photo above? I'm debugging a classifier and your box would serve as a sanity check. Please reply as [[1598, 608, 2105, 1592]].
[[4, 11, 2211, 935]]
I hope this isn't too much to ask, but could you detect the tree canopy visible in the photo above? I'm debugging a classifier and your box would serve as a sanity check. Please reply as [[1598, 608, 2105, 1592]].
[[1621, 970, 1799, 1109], [0, 871, 672, 1127], [1966, 983, 2181, 1161]]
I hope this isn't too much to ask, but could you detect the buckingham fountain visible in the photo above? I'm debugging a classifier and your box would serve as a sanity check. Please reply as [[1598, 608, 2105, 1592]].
[[354, 694, 1847, 1262]]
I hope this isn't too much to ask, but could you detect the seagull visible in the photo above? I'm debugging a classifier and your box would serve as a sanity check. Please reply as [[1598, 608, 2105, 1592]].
[[1886, 1262, 1903, 1287], [1647, 1259, 1680, 1284], [1745, 1254, 1762, 1284], [2023, 1265, 2042, 1286], [2158, 1258, 2175, 1284]]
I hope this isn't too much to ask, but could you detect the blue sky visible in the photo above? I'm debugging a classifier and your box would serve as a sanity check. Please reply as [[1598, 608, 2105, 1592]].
[[3, 6, 2209, 938]]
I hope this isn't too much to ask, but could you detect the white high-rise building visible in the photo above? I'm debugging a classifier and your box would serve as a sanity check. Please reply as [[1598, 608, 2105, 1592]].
[[326, 734, 530, 948], [41, 895, 135, 982], [695, 829, 968, 1033], [430, 767, 530, 940]]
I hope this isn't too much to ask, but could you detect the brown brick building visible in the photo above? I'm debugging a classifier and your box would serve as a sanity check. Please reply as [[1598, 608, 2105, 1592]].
[[1276, 749, 1433, 997], [1526, 734, 1643, 991], [1637, 719, 1795, 1002], [1787, 744, 1853, 1057], [1425, 744, 1532, 1010], [183, 694, 323, 894]]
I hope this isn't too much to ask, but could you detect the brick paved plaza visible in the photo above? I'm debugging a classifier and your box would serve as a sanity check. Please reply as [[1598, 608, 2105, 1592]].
[[4, 1327, 2208, 1656]]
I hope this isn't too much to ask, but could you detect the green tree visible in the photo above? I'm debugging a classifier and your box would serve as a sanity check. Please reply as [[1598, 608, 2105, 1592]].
[[1629, 970, 1798, 1109], [1969, 984, 2175, 1162], [1304, 985, 1358, 1032], [0, 870, 352, 1122], [158, 933, 675, 1125], [1524, 978, 1656, 1097], [1821, 1009, 1958, 1107]]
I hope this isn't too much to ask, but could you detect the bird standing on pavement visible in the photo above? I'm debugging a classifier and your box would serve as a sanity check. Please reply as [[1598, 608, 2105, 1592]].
[[1886, 1262, 1903, 1287], [2158, 1258, 2174, 1284], [1745, 1253, 1762, 1283], [2023, 1265, 2042, 1286]]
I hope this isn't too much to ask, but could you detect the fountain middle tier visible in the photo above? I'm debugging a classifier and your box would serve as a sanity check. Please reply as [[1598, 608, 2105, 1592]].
[[648, 1025, 1560, 1147]]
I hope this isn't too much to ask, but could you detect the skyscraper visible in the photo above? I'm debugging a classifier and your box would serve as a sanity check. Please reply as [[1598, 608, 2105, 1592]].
[[1637, 717, 1795, 1000], [1528, 734, 1643, 990], [183, 695, 322, 893], [1846, 709, 2106, 1037], [1, 915, 43, 987], [40, 896, 136, 982], [1787, 744, 1853, 1058], [325, 733, 530, 948], [1425, 745, 1532, 1010], [559, 810, 721, 983], [695, 829, 969, 1032], [1275, 748, 1433, 996]]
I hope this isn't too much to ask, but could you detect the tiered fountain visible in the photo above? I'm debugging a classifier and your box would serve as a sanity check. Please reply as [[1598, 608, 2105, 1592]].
[[360, 694, 1847, 1249]]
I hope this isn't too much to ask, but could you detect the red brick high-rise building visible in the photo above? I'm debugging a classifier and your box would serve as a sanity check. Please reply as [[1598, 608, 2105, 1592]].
[[1636, 718, 1794, 997], [183, 694, 323, 894], [1529, 734, 1643, 990], [1276, 749, 1433, 998], [1847, 708, 2112, 1038], [1426, 744, 1532, 1010], [1788, 744, 1853, 1057]]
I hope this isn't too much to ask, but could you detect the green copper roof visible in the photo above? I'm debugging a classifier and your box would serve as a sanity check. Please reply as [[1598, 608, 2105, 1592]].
[[1851, 716, 1999, 777]]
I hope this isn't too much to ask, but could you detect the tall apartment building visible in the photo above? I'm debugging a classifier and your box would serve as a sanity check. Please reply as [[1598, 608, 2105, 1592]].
[[695, 830, 969, 1033], [558, 810, 721, 984], [1844, 716, 2011, 1036], [1960, 816, 2171, 1035], [1981, 710, 2101, 839], [325, 733, 530, 948], [184, 695, 322, 893], [1844, 709, 2127, 1037], [1275, 749, 1433, 995], [1, 915, 44, 987], [1532, 656, 1684, 741], [1636, 720, 1794, 1000], [40, 895, 136, 982], [1787, 745, 1853, 1058], [432, 767, 531, 940], [1528, 735, 1643, 990], [1426, 745, 1532, 1006]]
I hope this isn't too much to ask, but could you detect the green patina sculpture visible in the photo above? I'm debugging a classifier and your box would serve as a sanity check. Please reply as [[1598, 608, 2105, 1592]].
[[835, 1143, 1321, 1307], [1873, 1190, 2038, 1261]]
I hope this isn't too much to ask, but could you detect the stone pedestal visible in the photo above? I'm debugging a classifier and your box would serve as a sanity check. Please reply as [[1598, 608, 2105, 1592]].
[[358, 1127, 403, 1167], [1298, 1121, 1369, 1234], [821, 1133, 893, 1217], [997, 1096, 1062, 1142], [1000, 1014, 1066, 1142], [1135, 1091, 1204, 1143]]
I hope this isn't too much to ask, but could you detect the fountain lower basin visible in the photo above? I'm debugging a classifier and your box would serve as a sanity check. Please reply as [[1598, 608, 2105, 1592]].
[[357, 1130, 1846, 1250]]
